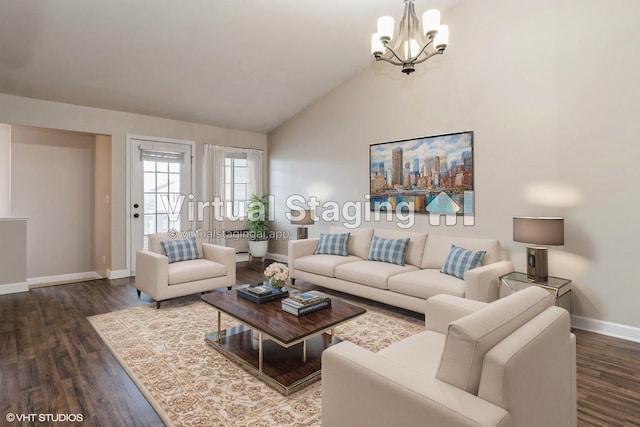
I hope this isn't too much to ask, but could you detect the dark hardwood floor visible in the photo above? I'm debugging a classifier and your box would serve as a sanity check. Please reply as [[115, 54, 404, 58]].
[[1, 263, 639, 426]]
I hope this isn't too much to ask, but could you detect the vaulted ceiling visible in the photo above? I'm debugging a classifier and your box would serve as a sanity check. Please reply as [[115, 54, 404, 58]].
[[0, 0, 459, 133]]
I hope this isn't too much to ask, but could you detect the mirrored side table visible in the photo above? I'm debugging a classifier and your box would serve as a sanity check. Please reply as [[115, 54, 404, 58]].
[[499, 271, 572, 315]]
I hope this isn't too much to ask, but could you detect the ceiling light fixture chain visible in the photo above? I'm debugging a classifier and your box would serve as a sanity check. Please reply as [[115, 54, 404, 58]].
[[371, 0, 449, 75]]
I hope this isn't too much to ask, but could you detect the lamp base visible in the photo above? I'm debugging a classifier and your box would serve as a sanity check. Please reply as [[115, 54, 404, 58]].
[[526, 246, 548, 282], [297, 227, 308, 240]]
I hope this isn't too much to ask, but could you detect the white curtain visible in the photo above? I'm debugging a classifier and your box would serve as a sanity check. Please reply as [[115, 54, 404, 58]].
[[203, 144, 228, 245], [203, 144, 263, 245], [246, 148, 263, 200]]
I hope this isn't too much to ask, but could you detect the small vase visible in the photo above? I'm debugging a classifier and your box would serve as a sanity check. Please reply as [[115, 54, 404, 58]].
[[268, 277, 285, 290]]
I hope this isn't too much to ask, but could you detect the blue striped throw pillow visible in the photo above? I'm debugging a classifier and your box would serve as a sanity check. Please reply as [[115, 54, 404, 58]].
[[367, 236, 411, 266], [315, 233, 350, 256], [160, 237, 201, 263], [441, 245, 486, 279]]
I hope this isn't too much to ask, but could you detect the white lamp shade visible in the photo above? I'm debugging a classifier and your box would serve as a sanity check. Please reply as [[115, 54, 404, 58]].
[[433, 24, 449, 49], [422, 9, 440, 35], [371, 33, 384, 56], [377, 16, 394, 41]]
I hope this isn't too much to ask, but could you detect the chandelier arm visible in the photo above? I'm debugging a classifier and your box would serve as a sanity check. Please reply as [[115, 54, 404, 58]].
[[412, 38, 434, 61], [377, 56, 405, 67], [383, 45, 409, 65], [413, 49, 444, 65]]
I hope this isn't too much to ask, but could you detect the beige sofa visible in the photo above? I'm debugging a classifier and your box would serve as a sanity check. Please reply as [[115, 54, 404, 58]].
[[288, 226, 514, 313], [135, 232, 236, 308], [322, 287, 577, 427]]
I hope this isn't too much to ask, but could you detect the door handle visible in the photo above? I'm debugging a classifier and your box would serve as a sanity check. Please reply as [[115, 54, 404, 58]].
[[133, 213, 140, 218]]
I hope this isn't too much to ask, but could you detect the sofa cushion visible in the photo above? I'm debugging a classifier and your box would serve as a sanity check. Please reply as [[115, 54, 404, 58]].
[[161, 237, 201, 263], [378, 330, 446, 377], [168, 259, 227, 285], [422, 235, 499, 269], [335, 261, 419, 290], [315, 232, 350, 256], [149, 231, 204, 257], [441, 245, 486, 279], [368, 236, 411, 266], [329, 226, 373, 259], [294, 254, 361, 278], [388, 269, 465, 299], [373, 229, 427, 267], [436, 287, 553, 395]]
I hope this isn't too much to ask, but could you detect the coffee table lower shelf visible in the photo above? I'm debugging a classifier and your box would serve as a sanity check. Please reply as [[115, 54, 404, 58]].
[[205, 325, 340, 396]]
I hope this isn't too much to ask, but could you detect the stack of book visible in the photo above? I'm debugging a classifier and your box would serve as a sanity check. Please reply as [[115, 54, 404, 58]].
[[281, 291, 331, 316]]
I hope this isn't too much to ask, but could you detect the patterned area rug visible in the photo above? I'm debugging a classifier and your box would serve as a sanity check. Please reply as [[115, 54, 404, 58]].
[[88, 298, 424, 427]]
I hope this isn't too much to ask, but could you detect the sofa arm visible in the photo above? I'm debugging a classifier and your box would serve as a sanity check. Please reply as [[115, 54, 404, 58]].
[[322, 341, 510, 427], [426, 294, 487, 334], [135, 250, 168, 298], [288, 238, 319, 277], [203, 243, 236, 287], [464, 261, 515, 302]]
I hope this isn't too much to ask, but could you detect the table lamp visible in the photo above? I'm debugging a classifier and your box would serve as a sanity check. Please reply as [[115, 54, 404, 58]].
[[290, 209, 315, 239], [513, 216, 564, 282]]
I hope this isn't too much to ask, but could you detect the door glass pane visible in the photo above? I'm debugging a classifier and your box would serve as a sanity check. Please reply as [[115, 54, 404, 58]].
[[143, 161, 156, 172], [144, 173, 156, 192], [157, 162, 168, 172], [144, 215, 156, 235], [144, 194, 156, 213], [156, 214, 169, 233], [169, 163, 180, 173], [158, 194, 173, 213], [156, 173, 169, 193], [168, 173, 180, 193]]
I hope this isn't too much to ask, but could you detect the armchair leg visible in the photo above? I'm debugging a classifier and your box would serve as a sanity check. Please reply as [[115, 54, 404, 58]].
[[291, 278, 296, 285], [156, 301, 161, 309], [227, 286, 232, 290], [137, 289, 141, 298]]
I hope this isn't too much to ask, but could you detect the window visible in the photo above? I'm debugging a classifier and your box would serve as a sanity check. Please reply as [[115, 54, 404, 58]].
[[143, 160, 182, 236], [224, 154, 248, 218]]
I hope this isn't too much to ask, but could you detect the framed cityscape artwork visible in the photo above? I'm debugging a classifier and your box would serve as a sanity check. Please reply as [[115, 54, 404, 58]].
[[369, 131, 474, 215]]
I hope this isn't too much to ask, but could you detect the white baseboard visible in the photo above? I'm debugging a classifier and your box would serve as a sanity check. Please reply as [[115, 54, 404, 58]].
[[267, 252, 288, 263], [27, 271, 101, 288], [0, 282, 29, 295], [572, 315, 640, 343], [108, 269, 130, 280]]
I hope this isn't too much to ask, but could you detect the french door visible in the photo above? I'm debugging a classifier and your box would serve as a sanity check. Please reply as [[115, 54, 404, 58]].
[[128, 135, 194, 274]]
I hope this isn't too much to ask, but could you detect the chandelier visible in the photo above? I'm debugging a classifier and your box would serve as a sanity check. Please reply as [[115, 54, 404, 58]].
[[371, 0, 449, 75]]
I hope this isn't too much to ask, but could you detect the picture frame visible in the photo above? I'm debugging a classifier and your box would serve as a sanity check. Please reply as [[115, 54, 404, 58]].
[[369, 131, 474, 216]]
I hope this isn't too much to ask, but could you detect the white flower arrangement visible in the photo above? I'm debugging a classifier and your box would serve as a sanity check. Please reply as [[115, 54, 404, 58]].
[[264, 262, 289, 284]]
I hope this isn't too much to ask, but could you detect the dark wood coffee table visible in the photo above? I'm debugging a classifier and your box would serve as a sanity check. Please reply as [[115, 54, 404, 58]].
[[201, 287, 366, 395]]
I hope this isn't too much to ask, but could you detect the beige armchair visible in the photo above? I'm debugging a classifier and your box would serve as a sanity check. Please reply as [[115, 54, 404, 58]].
[[322, 287, 576, 427], [135, 232, 236, 308]]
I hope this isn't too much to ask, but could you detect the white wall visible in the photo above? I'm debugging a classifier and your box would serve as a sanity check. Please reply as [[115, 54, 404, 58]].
[[11, 126, 96, 278], [0, 94, 268, 274], [268, 0, 640, 328], [0, 124, 10, 216]]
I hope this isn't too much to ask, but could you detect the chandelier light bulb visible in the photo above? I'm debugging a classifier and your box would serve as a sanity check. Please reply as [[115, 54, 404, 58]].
[[371, 33, 384, 56], [422, 9, 440, 36], [433, 25, 449, 50], [377, 16, 394, 42]]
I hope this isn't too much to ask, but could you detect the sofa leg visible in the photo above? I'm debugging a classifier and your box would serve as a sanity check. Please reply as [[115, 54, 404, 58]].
[[156, 301, 161, 309], [227, 286, 232, 290], [137, 289, 141, 298], [291, 278, 296, 285]]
